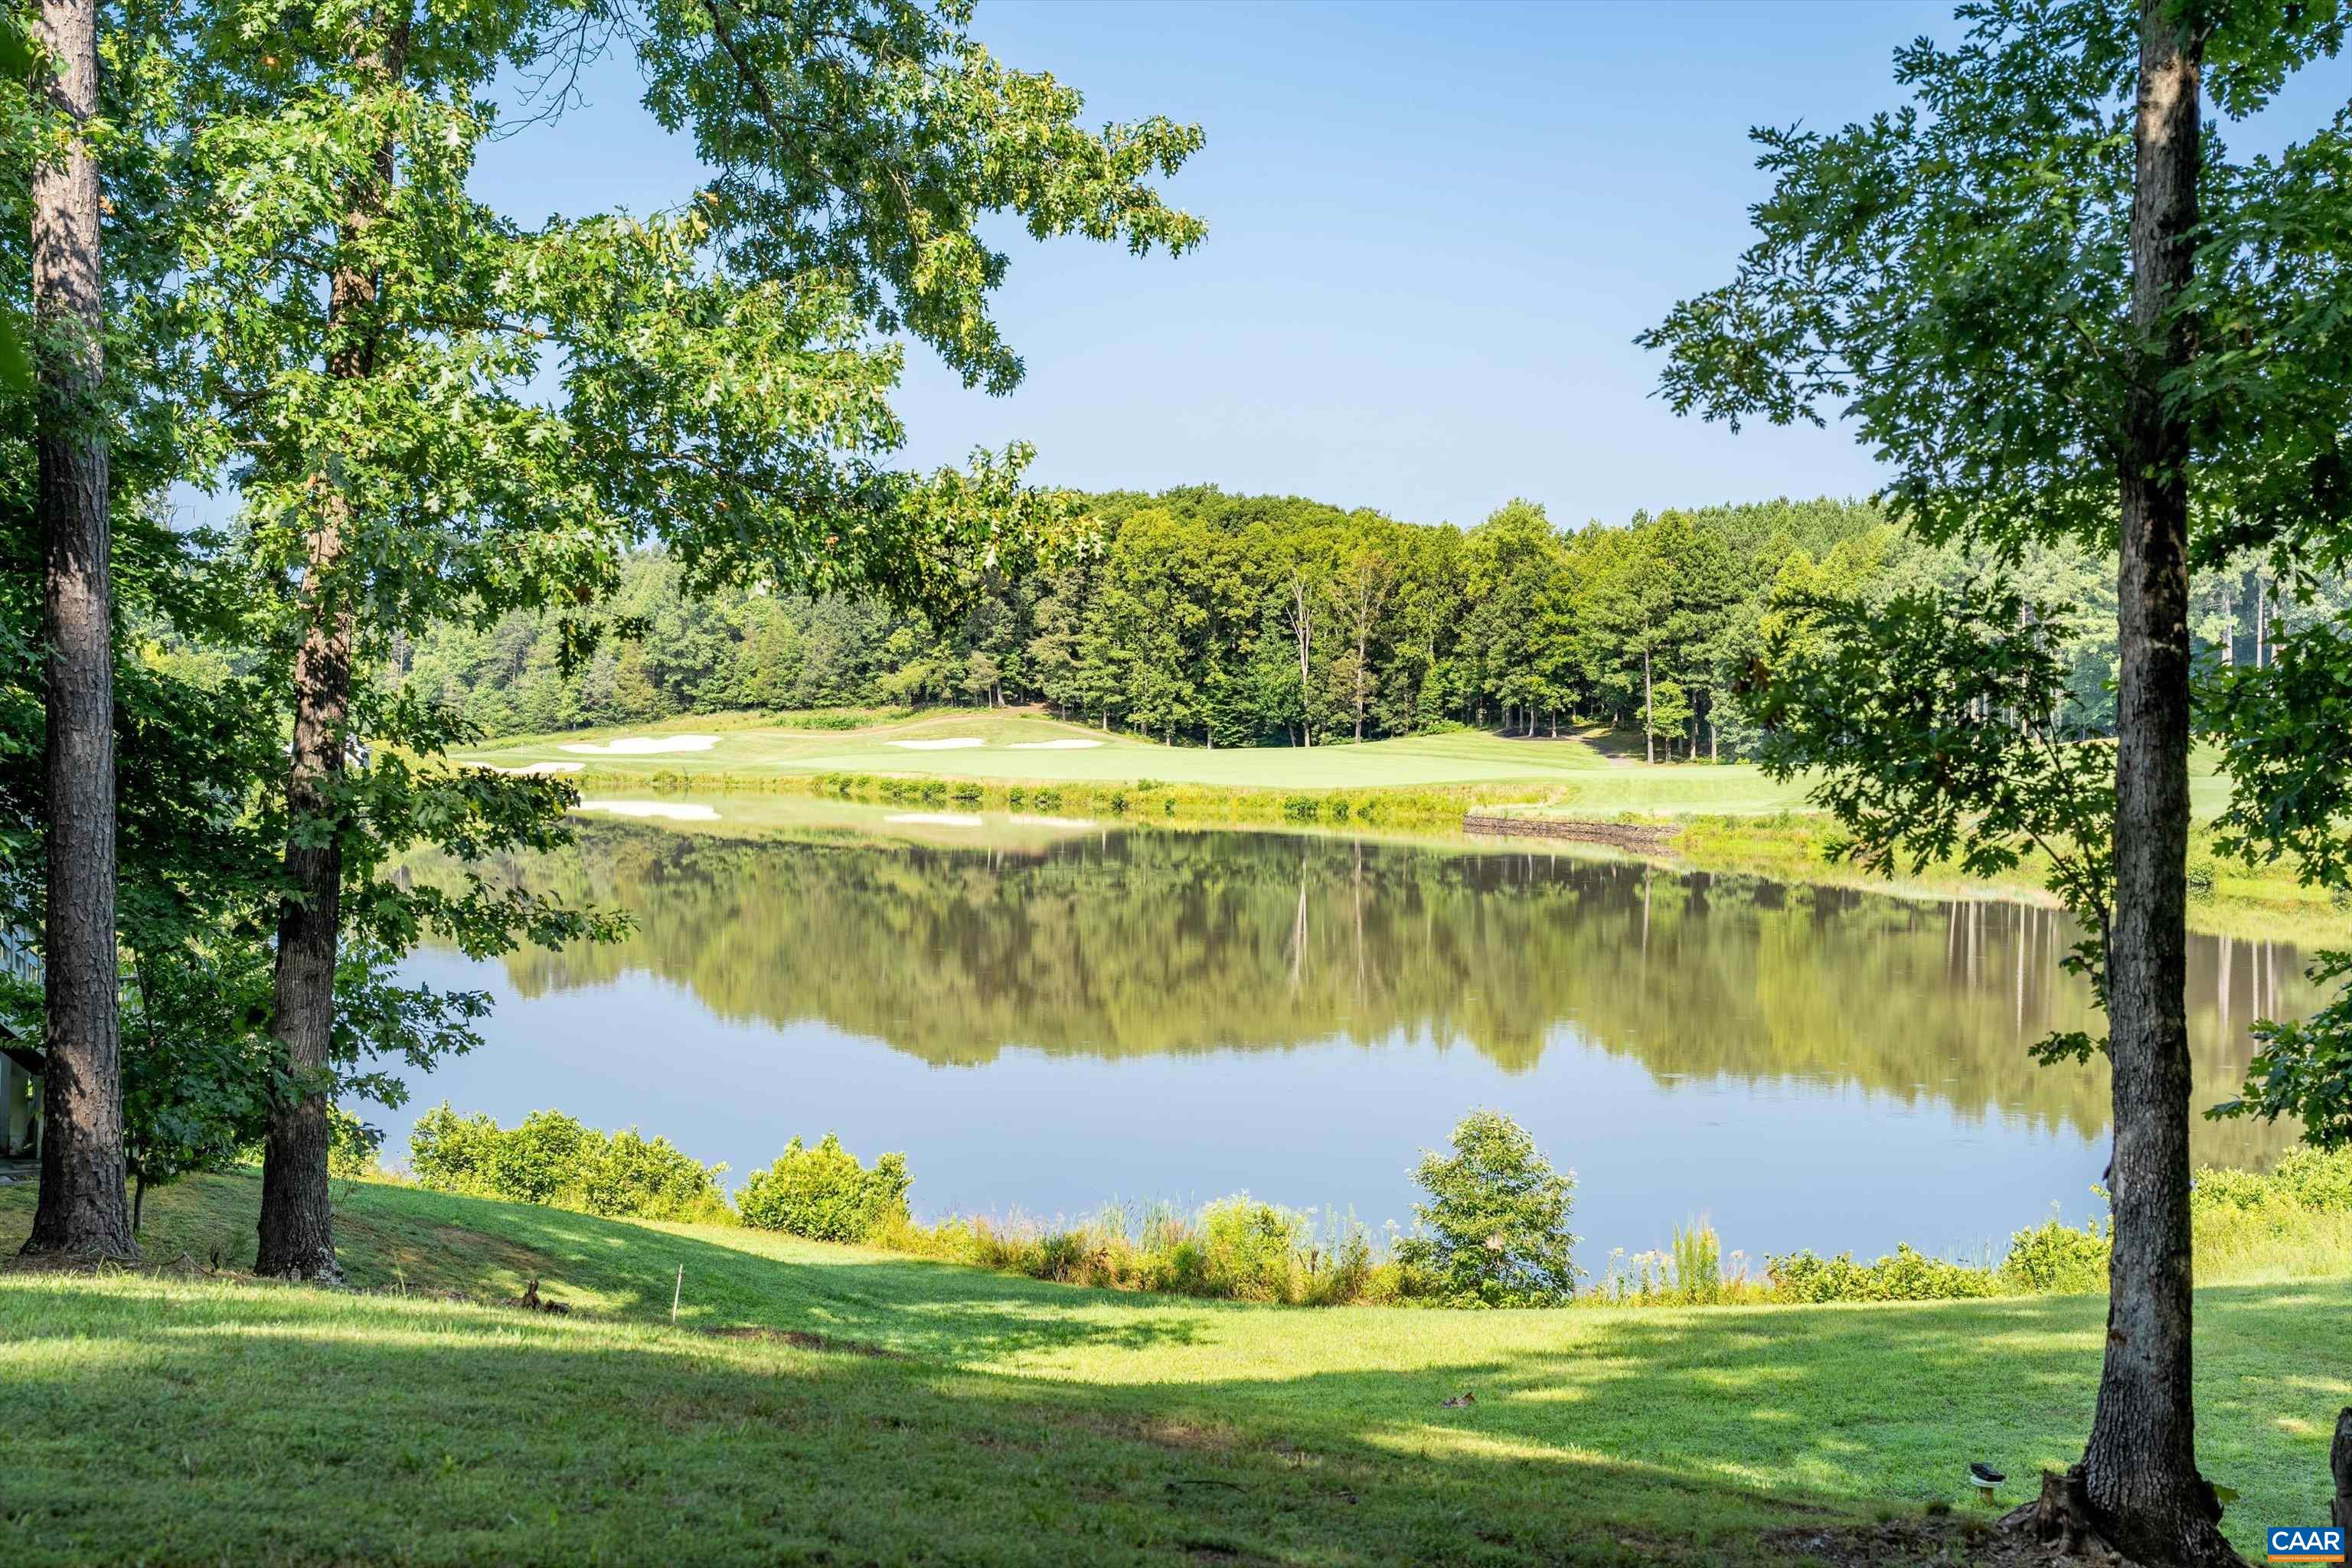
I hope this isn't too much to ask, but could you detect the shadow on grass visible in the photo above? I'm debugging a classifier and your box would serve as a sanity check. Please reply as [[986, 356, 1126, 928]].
[[1, 1171, 1222, 1361], [0, 1279, 1875, 1567], [4, 1174, 2336, 1564]]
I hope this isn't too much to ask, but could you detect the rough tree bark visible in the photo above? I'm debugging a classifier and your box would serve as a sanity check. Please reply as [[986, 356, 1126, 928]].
[[22, 0, 136, 1263], [254, 20, 406, 1281], [2078, 7, 2239, 1565], [252, 506, 354, 1282]]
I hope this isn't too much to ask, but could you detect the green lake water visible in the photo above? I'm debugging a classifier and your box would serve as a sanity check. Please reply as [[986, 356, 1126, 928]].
[[394, 798, 2311, 1261]]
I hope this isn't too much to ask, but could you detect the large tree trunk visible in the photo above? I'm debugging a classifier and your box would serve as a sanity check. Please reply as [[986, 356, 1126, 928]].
[[23, 0, 134, 1263], [253, 567, 352, 1282], [2080, 9, 2236, 1566], [255, 30, 403, 1279]]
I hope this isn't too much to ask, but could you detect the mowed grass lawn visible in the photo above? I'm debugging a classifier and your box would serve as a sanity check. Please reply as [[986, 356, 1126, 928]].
[[449, 708, 2246, 821], [452, 708, 1827, 809], [4, 1173, 2344, 1565]]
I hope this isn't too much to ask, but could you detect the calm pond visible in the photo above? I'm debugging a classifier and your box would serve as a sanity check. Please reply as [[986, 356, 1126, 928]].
[[391, 799, 2312, 1263]]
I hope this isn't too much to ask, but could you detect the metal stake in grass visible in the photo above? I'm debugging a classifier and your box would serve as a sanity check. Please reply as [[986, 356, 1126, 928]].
[[671, 1264, 683, 1325]]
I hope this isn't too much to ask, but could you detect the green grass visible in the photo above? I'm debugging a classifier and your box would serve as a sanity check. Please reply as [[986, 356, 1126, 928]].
[[456, 709, 1671, 792], [5, 1171, 2345, 1565], [1669, 812, 2352, 944], [453, 710, 2241, 819]]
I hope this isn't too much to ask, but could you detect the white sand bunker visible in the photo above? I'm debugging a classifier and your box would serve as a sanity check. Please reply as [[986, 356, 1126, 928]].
[[1008, 738, 1103, 750], [489, 760, 585, 776], [886, 812, 983, 827], [1011, 815, 1096, 829], [573, 800, 720, 822], [558, 734, 722, 756], [886, 737, 986, 750]]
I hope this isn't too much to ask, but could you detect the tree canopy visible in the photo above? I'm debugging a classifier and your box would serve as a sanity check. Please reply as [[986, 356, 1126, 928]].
[[1, 0, 1208, 1274], [394, 485, 2343, 766]]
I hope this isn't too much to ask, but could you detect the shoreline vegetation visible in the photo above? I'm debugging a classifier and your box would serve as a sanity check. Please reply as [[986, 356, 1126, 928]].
[[449, 706, 2350, 942], [390, 1106, 2352, 1312]]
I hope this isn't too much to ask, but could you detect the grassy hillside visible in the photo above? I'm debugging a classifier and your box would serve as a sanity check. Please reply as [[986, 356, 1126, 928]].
[[452, 707, 2252, 819], [451, 708, 1761, 797], [5, 1172, 2344, 1565]]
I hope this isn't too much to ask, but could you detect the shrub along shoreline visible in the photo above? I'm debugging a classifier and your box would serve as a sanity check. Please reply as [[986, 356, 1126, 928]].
[[566, 761, 1497, 831], [394, 1105, 2352, 1310]]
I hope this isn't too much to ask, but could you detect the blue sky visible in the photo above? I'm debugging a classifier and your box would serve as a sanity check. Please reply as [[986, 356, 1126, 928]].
[[471, 1, 2346, 529]]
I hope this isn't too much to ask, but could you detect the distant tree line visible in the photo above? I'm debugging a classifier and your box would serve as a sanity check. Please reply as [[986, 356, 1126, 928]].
[[397, 487, 2338, 759]]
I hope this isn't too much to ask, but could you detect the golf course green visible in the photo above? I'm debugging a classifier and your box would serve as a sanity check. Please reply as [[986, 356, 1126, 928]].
[[452, 707, 2249, 822], [457, 704, 1840, 802]]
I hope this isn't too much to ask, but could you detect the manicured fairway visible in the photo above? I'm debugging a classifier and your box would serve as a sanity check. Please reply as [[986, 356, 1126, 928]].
[[452, 708, 2253, 822], [2, 1173, 2344, 1566], [452, 708, 1833, 808]]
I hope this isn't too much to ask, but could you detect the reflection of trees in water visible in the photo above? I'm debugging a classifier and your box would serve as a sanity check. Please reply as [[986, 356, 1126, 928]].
[[439, 825, 2307, 1168]]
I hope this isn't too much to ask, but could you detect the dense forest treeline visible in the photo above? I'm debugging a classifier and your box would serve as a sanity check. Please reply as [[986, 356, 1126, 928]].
[[396, 488, 2334, 758]]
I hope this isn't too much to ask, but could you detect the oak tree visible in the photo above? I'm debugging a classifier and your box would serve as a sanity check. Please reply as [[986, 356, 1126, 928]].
[[165, 0, 1202, 1278]]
